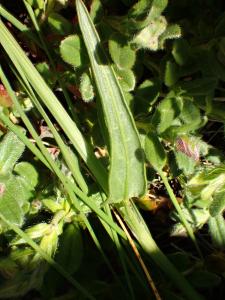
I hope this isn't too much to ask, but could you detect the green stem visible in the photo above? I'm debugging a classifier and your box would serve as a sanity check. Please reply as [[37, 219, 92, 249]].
[[118, 199, 204, 300], [159, 170, 202, 258]]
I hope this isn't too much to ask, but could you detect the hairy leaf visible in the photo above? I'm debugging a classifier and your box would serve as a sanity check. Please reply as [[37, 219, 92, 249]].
[[0, 132, 25, 175], [128, 0, 168, 30], [60, 35, 88, 68], [14, 162, 39, 189], [158, 24, 181, 49], [79, 71, 94, 102], [133, 16, 167, 51], [175, 151, 197, 176], [109, 33, 136, 69], [114, 66, 136, 92], [0, 175, 24, 226], [145, 131, 166, 171], [152, 95, 183, 134]]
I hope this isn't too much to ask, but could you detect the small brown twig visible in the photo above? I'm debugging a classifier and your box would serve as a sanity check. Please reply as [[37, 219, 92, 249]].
[[113, 209, 162, 300]]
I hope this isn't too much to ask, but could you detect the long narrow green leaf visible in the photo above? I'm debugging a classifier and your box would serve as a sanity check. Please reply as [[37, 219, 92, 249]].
[[12, 62, 122, 280], [76, 0, 146, 203], [0, 4, 27, 31], [75, 3, 203, 299], [0, 19, 108, 193]]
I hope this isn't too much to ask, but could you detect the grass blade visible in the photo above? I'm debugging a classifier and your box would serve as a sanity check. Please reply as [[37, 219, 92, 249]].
[[0, 65, 125, 239], [0, 66, 126, 285], [0, 19, 108, 192]]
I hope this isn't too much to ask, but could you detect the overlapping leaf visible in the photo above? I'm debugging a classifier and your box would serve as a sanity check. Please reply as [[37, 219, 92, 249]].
[[76, 0, 146, 202]]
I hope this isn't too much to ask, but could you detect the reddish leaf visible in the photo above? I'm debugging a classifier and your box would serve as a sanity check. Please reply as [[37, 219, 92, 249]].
[[0, 84, 13, 107]]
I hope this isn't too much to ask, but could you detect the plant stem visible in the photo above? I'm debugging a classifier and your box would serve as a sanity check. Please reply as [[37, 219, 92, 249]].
[[158, 170, 202, 258], [118, 199, 204, 300]]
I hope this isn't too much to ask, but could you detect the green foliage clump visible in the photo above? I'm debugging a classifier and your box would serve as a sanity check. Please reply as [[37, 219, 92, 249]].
[[1, 0, 225, 299], [0, 132, 38, 227]]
